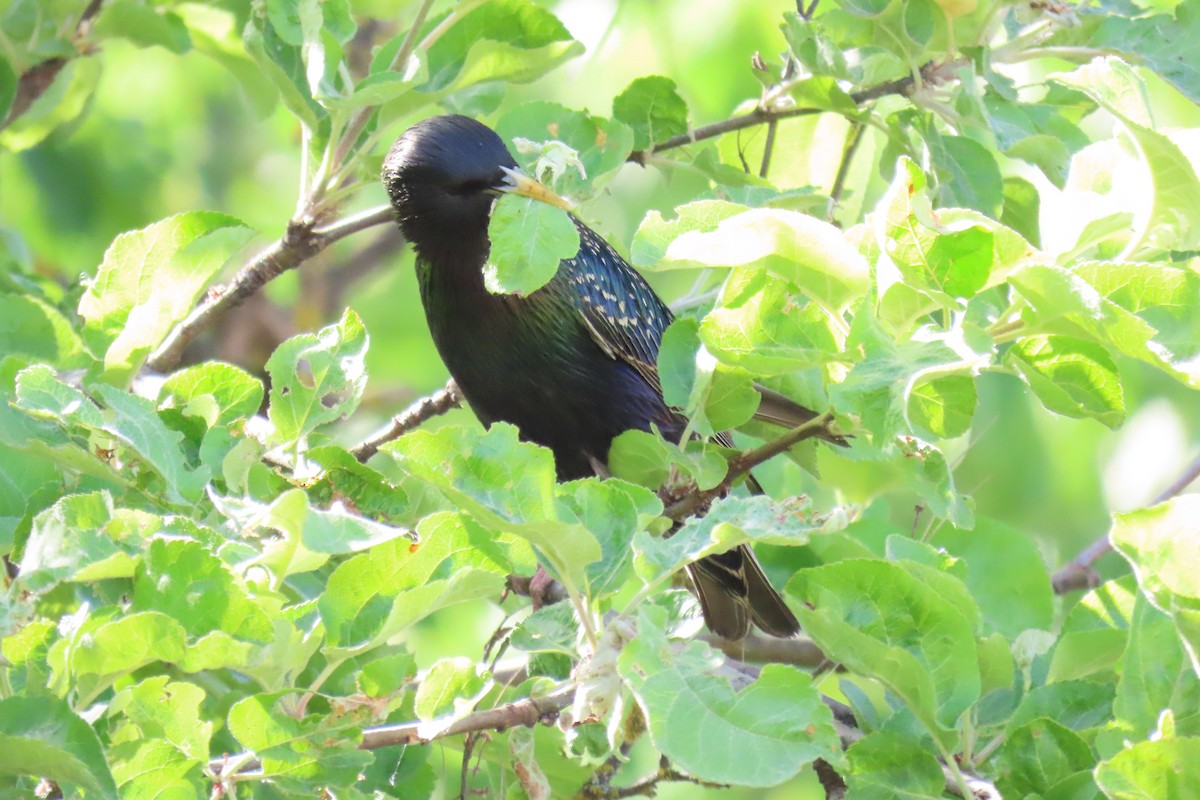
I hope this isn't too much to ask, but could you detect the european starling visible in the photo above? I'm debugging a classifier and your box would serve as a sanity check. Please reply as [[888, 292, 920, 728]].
[[383, 115, 826, 639]]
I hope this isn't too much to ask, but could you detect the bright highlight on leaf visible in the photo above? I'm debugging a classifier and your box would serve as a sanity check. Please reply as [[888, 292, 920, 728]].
[[485, 195, 580, 296]]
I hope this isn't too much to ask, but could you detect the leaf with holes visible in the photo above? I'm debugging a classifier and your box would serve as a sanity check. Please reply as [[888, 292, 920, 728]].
[[266, 308, 368, 447]]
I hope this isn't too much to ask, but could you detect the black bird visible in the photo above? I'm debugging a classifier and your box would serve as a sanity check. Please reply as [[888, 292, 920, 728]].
[[383, 115, 829, 639]]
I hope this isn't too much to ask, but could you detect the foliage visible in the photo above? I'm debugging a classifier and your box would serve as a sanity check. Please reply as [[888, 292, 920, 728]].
[[2, 0, 1200, 798]]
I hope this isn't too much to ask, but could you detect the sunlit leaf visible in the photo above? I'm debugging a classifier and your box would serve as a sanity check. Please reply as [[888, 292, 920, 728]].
[[78, 212, 252, 385], [618, 606, 839, 787]]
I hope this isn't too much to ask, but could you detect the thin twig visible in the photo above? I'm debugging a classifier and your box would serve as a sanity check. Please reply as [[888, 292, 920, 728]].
[[827, 121, 865, 225], [758, 120, 778, 179], [628, 67, 937, 164], [328, 0, 436, 179], [146, 205, 395, 372], [351, 379, 462, 461], [1051, 450, 1200, 594], [664, 412, 835, 521]]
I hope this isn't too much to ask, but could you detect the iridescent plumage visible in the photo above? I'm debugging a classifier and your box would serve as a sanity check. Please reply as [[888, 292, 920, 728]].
[[382, 115, 820, 639]]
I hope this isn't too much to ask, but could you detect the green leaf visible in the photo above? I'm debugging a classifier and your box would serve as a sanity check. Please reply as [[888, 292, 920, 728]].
[[0, 695, 118, 799], [907, 374, 976, 439], [14, 364, 105, 429], [1111, 496, 1200, 675], [1010, 264, 1198, 388], [1008, 680, 1116, 733], [1096, 737, 1200, 800], [92, 385, 211, 504], [1108, 595, 1200, 750], [0, 58, 101, 152], [997, 718, 1094, 798], [319, 512, 508, 653], [0, 293, 86, 367], [1052, 58, 1200, 257], [701, 269, 840, 375], [608, 428, 673, 489], [17, 492, 147, 592], [77, 212, 252, 385], [109, 677, 211, 764], [159, 362, 264, 427], [652, 208, 870, 314], [788, 559, 980, 737], [414, 657, 486, 721], [844, 729, 945, 800], [357, 651, 417, 698], [617, 606, 839, 787], [71, 611, 188, 693], [484, 196, 579, 296], [829, 308, 963, 441], [1087, 7, 1200, 106], [634, 495, 815, 587], [1074, 261, 1200, 368], [1002, 176, 1041, 246], [612, 75, 689, 151], [557, 478, 660, 597], [892, 225, 995, 301], [423, 0, 581, 93], [496, 102, 635, 197], [94, 0, 191, 53], [656, 318, 700, 409], [132, 538, 273, 642], [385, 423, 600, 589], [243, 4, 325, 128], [927, 133, 1004, 217], [932, 518, 1054, 639], [306, 445, 411, 524], [266, 308, 368, 446], [631, 200, 747, 269], [1006, 335, 1125, 428], [703, 368, 760, 432], [877, 159, 1034, 302], [226, 691, 372, 781]]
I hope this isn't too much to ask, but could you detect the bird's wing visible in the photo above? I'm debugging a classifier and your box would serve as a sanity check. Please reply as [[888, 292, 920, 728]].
[[563, 219, 846, 447], [564, 222, 674, 397]]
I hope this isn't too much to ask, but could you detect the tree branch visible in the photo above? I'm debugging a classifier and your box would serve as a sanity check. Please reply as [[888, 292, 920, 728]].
[[627, 66, 939, 165], [1051, 450, 1200, 594], [664, 412, 835, 521], [147, 205, 395, 372], [813, 758, 847, 800], [827, 120, 866, 225], [701, 632, 827, 669], [0, 0, 104, 133], [758, 119, 778, 179], [208, 682, 575, 779], [351, 378, 462, 462]]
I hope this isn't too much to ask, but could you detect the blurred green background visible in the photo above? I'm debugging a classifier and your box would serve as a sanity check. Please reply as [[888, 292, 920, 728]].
[[2, 1, 1199, 793]]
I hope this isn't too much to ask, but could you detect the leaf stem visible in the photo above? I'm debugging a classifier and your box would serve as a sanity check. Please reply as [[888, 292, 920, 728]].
[[328, 0, 436, 180]]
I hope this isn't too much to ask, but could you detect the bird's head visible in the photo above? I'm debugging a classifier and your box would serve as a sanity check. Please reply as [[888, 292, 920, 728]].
[[382, 115, 571, 256]]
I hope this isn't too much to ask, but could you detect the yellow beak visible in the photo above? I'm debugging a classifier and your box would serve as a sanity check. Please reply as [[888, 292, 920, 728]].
[[497, 166, 574, 211]]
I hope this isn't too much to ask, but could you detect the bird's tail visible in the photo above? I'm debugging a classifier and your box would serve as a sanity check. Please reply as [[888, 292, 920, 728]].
[[687, 545, 800, 640]]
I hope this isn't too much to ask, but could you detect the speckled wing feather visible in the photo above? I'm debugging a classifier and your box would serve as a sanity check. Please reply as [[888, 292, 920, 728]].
[[563, 220, 672, 398]]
